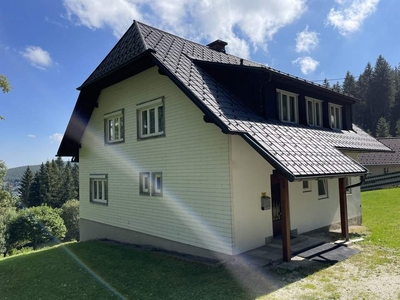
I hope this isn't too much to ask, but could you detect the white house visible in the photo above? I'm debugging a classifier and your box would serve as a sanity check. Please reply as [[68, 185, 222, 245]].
[[57, 21, 390, 262]]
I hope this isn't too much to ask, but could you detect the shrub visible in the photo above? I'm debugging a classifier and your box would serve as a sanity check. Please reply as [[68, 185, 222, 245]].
[[60, 199, 79, 241], [6, 205, 66, 252]]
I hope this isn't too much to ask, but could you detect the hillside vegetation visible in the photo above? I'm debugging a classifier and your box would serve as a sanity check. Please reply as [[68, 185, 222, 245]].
[[5, 165, 40, 183]]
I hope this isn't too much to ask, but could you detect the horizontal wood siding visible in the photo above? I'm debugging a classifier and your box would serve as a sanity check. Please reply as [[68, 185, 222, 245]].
[[79, 67, 233, 254]]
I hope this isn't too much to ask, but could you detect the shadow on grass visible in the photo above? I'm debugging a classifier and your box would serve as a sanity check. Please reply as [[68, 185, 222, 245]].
[[0, 239, 352, 300]]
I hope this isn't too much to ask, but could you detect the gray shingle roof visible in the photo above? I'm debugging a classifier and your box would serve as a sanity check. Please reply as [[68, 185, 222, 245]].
[[358, 138, 399, 166], [64, 21, 391, 180]]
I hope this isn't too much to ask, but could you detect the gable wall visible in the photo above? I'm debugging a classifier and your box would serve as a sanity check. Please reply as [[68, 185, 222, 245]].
[[79, 66, 233, 255]]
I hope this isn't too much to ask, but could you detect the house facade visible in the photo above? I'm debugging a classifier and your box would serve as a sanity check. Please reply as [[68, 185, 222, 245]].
[[58, 21, 390, 261]]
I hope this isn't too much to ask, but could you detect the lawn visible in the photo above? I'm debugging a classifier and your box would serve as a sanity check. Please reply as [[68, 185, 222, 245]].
[[1, 188, 400, 300]]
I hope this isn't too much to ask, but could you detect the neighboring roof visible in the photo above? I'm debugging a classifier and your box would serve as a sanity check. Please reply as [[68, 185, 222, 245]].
[[359, 138, 399, 166], [58, 21, 391, 181]]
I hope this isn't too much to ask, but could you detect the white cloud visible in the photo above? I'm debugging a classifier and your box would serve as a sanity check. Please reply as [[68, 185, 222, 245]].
[[28, 134, 36, 138], [327, 0, 379, 36], [292, 56, 319, 75], [63, 0, 307, 58], [21, 46, 52, 70], [49, 133, 63, 143], [295, 26, 319, 53]]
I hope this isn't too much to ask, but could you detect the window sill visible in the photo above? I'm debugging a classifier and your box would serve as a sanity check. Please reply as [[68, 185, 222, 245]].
[[318, 195, 328, 200], [90, 200, 108, 206], [138, 133, 165, 141], [105, 139, 124, 145], [303, 189, 312, 193]]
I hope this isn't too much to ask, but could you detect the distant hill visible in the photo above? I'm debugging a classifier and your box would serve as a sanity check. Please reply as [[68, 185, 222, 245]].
[[5, 165, 41, 183]]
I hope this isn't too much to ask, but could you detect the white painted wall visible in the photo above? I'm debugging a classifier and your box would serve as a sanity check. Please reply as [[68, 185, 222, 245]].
[[79, 67, 233, 255], [230, 135, 274, 255]]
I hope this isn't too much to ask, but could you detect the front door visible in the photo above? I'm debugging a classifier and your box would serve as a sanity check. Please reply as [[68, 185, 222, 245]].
[[271, 174, 282, 237]]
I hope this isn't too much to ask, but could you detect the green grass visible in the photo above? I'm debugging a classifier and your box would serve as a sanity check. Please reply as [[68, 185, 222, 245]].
[[0, 241, 250, 300], [362, 188, 400, 248]]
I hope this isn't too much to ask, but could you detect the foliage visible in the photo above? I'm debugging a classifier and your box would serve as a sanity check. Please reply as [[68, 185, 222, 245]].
[[332, 81, 341, 92], [396, 119, 400, 136], [60, 199, 79, 241], [4, 164, 41, 183], [18, 166, 33, 207], [375, 116, 391, 137], [322, 78, 330, 88], [0, 241, 249, 299], [6, 206, 66, 251], [0, 75, 11, 120]]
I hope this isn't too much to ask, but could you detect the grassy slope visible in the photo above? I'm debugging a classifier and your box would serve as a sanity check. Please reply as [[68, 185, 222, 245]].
[[0, 242, 250, 300], [362, 188, 400, 248]]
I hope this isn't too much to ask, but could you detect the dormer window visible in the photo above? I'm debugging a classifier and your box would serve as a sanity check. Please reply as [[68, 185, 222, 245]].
[[276, 89, 298, 123], [329, 103, 342, 129], [306, 97, 323, 127]]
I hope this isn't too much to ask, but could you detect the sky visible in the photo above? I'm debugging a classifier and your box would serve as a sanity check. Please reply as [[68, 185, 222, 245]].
[[1, 0, 399, 168]]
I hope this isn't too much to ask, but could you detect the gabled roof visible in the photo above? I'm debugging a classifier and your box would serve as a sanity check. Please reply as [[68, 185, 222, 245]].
[[359, 138, 399, 166], [58, 21, 391, 181]]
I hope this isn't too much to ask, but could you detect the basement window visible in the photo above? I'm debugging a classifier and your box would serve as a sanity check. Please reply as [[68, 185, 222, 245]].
[[318, 179, 328, 199], [276, 89, 298, 123], [104, 109, 124, 144], [90, 174, 108, 205], [137, 97, 165, 139]]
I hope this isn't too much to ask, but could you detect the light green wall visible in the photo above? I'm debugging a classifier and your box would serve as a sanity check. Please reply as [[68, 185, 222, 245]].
[[79, 67, 233, 254]]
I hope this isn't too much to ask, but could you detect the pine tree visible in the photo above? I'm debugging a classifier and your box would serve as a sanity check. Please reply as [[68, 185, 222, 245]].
[[332, 81, 341, 92], [322, 78, 330, 88], [357, 63, 373, 131], [29, 163, 47, 207], [395, 119, 400, 136], [18, 167, 33, 206], [376, 117, 391, 137], [72, 164, 79, 199], [343, 71, 364, 126], [60, 162, 77, 204]]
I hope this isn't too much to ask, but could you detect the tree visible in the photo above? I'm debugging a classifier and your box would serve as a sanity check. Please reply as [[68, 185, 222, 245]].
[[322, 78, 330, 88], [60, 162, 77, 204], [60, 199, 79, 241], [29, 163, 47, 207], [395, 119, 400, 136], [0, 75, 11, 120], [376, 117, 391, 137], [357, 62, 373, 131], [6, 206, 66, 251], [18, 167, 33, 207], [332, 81, 341, 92]]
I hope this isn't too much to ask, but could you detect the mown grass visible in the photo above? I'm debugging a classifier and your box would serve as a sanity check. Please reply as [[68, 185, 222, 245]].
[[0, 241, 250, 300], [361, 188, 400, 248]]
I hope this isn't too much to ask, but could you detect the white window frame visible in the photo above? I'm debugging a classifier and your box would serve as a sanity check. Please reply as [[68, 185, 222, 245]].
[[276, 89, 299, 123], [137, 97, 165, 139], [384, 167, 389, 174], [104, 109, 124, 144], [90, 174, 108, 205], [305, 97, 323, 127], [302, 180, 312, 192], [345, 177, 352, 195], [139, 172, 150, 195], [318, 179, 328, 199], [329, 103, 342, 129], [152, 172, 163, 197]]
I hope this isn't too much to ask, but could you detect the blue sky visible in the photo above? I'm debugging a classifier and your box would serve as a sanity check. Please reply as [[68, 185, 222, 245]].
[[0, 0, 398, 168]]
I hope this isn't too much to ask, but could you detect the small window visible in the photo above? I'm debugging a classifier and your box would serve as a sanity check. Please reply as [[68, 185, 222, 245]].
[[329, 103, 342, 129], [302, 180, 311, 192], [137, 97, 165, 139], [276, 89, 298, 123], [383, 167, 389, 174], [306, 97, 323, 127], [152, 172, 163, 197], [318, 179, 328, 199], [90, 174, 108, 205], [345, 177, 352, 194], [104, 109, 124, 144], [139, 172, 150, 195]]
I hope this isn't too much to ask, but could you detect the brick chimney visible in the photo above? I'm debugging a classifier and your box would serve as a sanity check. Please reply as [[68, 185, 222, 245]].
[[207, 40, 228, 53]]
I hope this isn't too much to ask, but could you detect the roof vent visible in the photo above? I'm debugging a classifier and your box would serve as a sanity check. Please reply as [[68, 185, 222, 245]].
[[207, 40, 228, 53]]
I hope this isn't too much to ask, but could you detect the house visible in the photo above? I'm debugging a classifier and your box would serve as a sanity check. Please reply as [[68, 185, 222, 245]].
[[359, 137, 399, 176], [57, 21, 390, 262]]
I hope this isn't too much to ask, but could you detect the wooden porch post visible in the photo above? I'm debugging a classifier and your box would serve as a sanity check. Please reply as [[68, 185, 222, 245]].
[[279, 176, 291, 262], [339, 178, 349, 241]]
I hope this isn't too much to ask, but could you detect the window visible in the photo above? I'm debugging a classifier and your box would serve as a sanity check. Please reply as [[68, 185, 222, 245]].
[[318, 179, 328, 199], [302, 180, 311, 192], [152, 172, 163, 196], [329, 103, 342, 129], [90, 174, 108, 205], [276, 89, 298, 123], [345, 177, 352, 194], [104, 109, 124, 144], [137, 97, 165, 139], [139, 172, 150, 195], [306, 97, 323, 127], [384, 167, 389, 174]]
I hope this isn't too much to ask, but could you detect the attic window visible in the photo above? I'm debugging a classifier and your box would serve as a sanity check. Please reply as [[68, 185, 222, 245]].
[[104, 109, 124, 144], [137, 97, 165, 139], [329, 103, 342, 129], [276, 89, 298, 123], [306, 97, 323, 127]]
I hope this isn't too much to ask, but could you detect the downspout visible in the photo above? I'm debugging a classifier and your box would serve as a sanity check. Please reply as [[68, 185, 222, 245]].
[[346, 175, 366, 189]]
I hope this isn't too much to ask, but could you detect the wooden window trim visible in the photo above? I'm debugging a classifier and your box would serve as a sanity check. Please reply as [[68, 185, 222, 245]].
[[276, 89, 299, 124]]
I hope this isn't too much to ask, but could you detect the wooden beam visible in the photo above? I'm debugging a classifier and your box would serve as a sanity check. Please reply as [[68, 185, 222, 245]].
[[279, 176, 291, 262], [339, 178, 349, 241]]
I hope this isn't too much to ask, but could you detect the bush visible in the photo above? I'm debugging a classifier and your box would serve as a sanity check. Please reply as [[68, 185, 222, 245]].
[[60, 199, 79, 241], [6, 205, 66, 252]]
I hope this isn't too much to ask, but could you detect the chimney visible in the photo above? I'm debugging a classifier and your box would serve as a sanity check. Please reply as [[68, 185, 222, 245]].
[[207, 40, 228, 53]]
